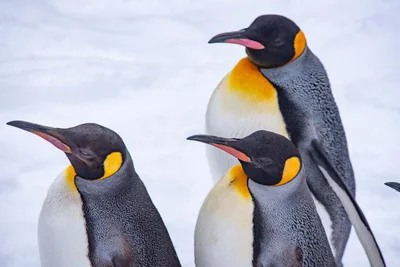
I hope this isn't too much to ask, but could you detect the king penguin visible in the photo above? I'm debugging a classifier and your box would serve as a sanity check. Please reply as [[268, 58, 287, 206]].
[[205, 14, 385, 266], [188, 130, 336, 267], [7, 120, 181, 267]]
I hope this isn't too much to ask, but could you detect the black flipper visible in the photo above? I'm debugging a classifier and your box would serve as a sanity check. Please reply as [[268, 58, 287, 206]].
[[308, 139, 385, 267], [384, 182, 400, 193]]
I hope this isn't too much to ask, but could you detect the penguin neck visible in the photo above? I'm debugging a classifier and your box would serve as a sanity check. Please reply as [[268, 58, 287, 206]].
[[74, 152, 138, 196], [259, 47, 313, 82], [227, 164, 252, 199], [248, 167, 307, 199], [241, 163, 281, 186], [225, 57, 279, 105]]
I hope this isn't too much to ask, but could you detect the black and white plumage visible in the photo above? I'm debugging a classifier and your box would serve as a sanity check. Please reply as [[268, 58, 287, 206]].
[[188, 130, 336, 267], [7, 120, 181, 267], [206, 14, 385, 266]]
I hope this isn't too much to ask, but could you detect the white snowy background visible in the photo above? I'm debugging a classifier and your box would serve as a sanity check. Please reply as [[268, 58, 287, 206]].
[[0, 0, 399, 266]]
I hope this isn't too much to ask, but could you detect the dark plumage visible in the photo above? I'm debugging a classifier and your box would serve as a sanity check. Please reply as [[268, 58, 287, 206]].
[[77, 152, 181, 267]]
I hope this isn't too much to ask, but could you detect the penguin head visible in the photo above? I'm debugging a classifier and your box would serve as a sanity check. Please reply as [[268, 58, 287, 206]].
[[208, 14, 306, 68], [7, 120, 126, 180], [188, 130, 302, 186]]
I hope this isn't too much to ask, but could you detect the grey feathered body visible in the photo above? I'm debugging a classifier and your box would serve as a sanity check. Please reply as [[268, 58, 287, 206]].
[[75, 152, 181, 267], [249, 171, 336, 267], [261, 48, 355, 261]]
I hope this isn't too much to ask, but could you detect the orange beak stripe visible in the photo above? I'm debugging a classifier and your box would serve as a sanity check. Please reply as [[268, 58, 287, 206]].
[[32, 131, 71, 153], [212, 143, 251, 162]]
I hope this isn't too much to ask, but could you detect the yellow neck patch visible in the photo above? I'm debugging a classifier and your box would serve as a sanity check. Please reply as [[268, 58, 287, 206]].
[[227, 58, 277, 103], [64, 152, 123, 191], [98, 152, 123, 180], [275, 156, 301, 186], [228, 164, 251, 199], [65, 165, 78, 191], [290, 30, 306, 63]]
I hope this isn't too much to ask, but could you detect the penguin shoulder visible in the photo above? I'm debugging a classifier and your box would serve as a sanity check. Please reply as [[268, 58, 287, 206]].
[[204, 164, 252, 203], [42, 166, 82, 211], [210, 58, 279, 110], [197, 164, 253, 229], [38, 167, 90, 267], [206, 58, 286, 137], [227, 58, 277, 102], [195, 164, 254, 267]]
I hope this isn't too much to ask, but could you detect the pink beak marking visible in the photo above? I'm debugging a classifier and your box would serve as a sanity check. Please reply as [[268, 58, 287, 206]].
[[225, 38, 265, 50], [32, 131, 71, 153], [212, 143, 251, 163]]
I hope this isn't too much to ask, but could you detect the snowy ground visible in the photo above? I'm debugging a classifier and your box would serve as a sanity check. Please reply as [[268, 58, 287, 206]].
[[0, 0, 399, 266]]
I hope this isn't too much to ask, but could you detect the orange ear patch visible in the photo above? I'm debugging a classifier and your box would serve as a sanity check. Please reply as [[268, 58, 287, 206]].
[[275, 156, 301, 186], [290, 31, 306, 62], [99, 152, 123, 180], [64, 152, 122, 191]]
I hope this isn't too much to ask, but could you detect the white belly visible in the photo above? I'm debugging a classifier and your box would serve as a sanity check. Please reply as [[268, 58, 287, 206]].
[[205, 81, 336, 254], [195, 172, 254, 267], [38, 169, 91, 267], [205, 80, 289, 183]]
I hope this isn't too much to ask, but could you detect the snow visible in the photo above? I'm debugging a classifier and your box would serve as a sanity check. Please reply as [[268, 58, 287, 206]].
[[0, 0, 399, 266]]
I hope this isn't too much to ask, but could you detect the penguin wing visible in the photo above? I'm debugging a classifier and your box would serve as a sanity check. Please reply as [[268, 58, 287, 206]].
[[256, 246, 303, 267], [308, 139, 386, 267], [384, 182, 400, 192], [282, 246, 303, 267]]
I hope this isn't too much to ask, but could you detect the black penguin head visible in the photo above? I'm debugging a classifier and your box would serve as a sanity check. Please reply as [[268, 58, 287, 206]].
[[208, 15, 306, 68], [7, 120, 126, 180], [188, 130, 302, 186]]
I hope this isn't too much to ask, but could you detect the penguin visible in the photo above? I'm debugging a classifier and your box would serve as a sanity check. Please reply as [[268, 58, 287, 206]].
[[7, 120, 181, 267], [205, 14, 385, 266], [385, 182, 400, 193], [187, 130, 336, 267]]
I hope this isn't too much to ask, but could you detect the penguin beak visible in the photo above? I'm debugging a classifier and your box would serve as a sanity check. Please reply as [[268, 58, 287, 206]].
[[385, 182, 400, 193], [187, 134, 251, 162], [6, 120, 72, 153], [208, 29, 265, 50]]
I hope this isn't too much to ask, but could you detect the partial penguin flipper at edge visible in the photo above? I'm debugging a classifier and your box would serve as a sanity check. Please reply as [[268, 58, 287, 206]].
[[385, 182, 400, 193], [308, 139, 386, 267]]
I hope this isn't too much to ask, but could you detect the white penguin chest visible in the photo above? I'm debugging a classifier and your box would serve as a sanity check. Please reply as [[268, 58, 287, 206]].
[[206, 89, 288, 137], [195, 166, 254, 267], [205, 61, 336, 256], [206, 70, 289, 182], [38, 169, 91, 267]]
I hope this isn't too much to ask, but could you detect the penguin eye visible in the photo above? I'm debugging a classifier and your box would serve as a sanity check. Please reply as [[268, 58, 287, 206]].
[[272, 39, 285, 47], [79, 150, 90, 156]]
